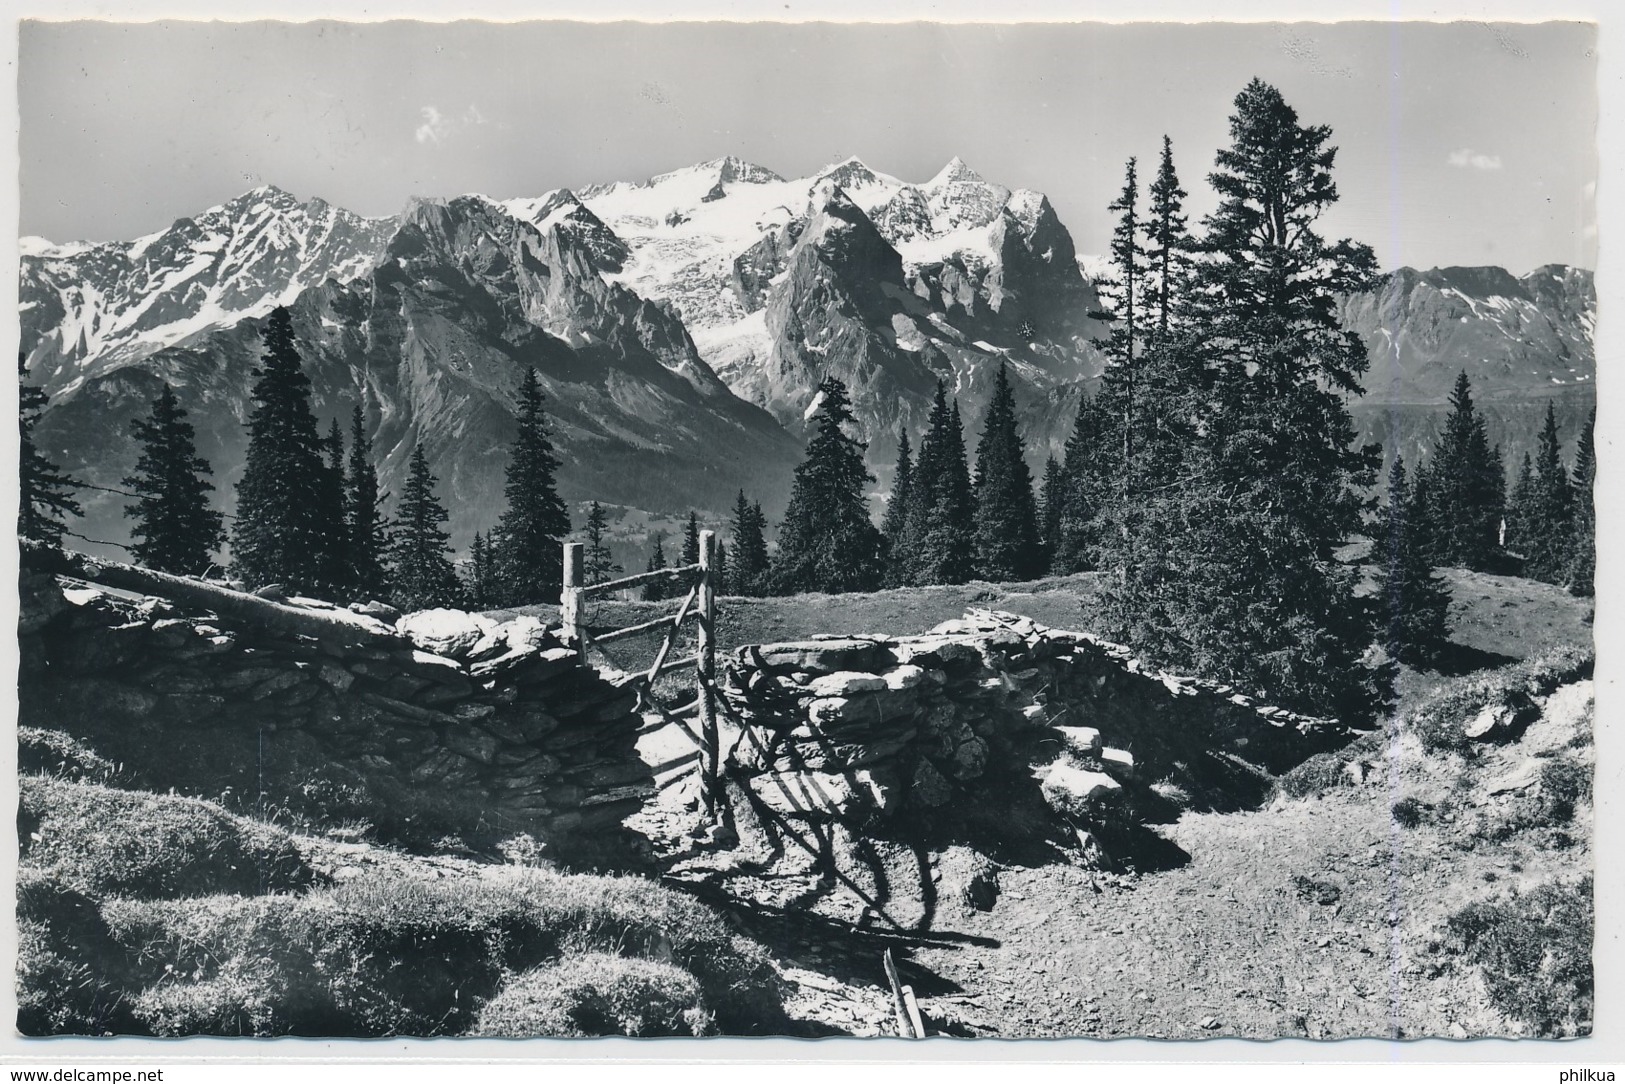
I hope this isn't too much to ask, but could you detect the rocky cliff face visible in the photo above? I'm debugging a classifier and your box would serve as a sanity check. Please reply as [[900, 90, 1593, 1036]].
[[21, 186, 394, 393]]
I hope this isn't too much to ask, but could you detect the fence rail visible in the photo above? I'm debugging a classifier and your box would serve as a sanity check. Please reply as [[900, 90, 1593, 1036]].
[[560, 532, 720, 821]]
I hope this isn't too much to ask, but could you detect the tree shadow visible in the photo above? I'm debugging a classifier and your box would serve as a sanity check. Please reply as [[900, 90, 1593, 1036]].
[[1431, 641, 1519, 677]]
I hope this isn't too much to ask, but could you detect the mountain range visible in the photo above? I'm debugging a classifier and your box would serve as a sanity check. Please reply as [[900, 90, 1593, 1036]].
[[21, 158, 1595, 559]]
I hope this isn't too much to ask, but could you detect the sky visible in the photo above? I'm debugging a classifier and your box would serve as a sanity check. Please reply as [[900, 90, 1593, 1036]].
[[18, 19, 1598, 275]]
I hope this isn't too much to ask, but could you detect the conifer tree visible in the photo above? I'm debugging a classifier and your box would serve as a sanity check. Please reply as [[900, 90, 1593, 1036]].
[[1108, 79, 1387, 721], [464, 531, 495, 610], [902, 384, 977, 585], [1422, 372, 1503, 570], [390, 444, 462, 611], [1052, 389, 1112, 573], [1524, 401, 1575, 583], [19, 355, 83, 555], [583, 502, 621, 584], [345, 405, 392, 600], [642, 534, 670, 602], [729, 491, 769, 596], [1504, 452, 1537, 556], [232, 307, 331, 593], [1039, 455, 1065, 572], [316, 418, 350, 596], [1097, 157, 1146, 486], [881, 430, 914, 545], [715, 540, 730, 596], [1569, 408, 1595, 598], [122, 383, 224, 575], [681, 511, 701, 568], [767, 377, 885, 594], [1143, 135, 1193, 340], [492, 368, 571, 606], [972, 363, 1043, 582], [1374, 456, 1452, 668]]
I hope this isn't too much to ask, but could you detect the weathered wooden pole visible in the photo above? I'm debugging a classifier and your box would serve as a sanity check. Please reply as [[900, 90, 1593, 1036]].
[[697, 530, 720, 821], [561, 542, 584, 665]]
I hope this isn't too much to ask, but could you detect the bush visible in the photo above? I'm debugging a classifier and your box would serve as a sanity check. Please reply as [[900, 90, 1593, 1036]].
[[20, 776, 316, 899], [99, 867, 784, 1037], [1391, 796, 1427, 829], [1537, 756, 1591, 825], [473, 954, 712, 1037], [1406, 647, 1593, 754], [1446, 877, 1592, 1036]]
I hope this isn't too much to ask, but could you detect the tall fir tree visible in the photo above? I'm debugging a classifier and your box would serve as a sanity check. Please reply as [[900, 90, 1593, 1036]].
[[1106, 79, 1387, 721], [767, 377, 885, 594], [681, 511, 701, 568], [1504, 452, 1537, 556], [1568, 407, 1595, 597], [972, 363, 1044, 582], [1524, 401, 1575, 584], [231, 307, 331, 593], [1097, 157, 1146, 487], [122, 383, 224, 575], [1039, 454, 1065, 571], [1052, 389, 1113, 573], [729, 490, 769, 597], [19, 355, 83, 554], [714, 539, 730, 595], [492, 368, 571, 606], [1143, 135, 1193, 341], [464, 531, 496, 610], [316, 418, 351, 596], [345, 405, 392, 600], [881, 430, 914, 546], [902, 384, 977, 585], [642, 534, 670, 602], [390, 443, 462, 611], [583, 502, 621, 584], [1374, 456, 1452, 668], [1421, 372, 1503, 570]]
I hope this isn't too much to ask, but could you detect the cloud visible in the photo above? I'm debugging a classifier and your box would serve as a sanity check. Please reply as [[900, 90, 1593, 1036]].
[[415, 104, 489, 144], [414, 105, 448, 144], [1448, 148, 1503, 171]]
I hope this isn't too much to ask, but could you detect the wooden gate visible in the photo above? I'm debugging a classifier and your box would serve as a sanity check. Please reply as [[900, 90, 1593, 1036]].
[[559, 531, 720, 819]]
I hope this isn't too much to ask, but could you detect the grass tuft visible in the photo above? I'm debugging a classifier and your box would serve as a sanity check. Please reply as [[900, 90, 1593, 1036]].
[[1445, 876, 1593, 1036], [473, 953, 712, 1037]]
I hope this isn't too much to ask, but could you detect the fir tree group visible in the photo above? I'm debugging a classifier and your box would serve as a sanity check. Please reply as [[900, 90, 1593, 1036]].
[[491, 368, 571, 606], [19, 355, 82, 554]]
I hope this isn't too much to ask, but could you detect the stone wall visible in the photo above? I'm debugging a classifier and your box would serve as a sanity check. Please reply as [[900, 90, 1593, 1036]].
[[18, 564, 650, 861], [721, 609, 1348, 830]]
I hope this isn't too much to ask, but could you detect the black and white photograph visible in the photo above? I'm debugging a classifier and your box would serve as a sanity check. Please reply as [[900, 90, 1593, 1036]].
[[9, 11, 1603, 1050]]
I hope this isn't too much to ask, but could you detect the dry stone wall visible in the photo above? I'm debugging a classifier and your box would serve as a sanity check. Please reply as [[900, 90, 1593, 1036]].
[[18, 565, 649, 860], [722, 609, 1348, 829]]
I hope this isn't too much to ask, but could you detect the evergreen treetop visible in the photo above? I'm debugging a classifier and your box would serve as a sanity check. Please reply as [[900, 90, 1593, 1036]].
[[972, 363, 1043, 582], [122, 382, 224, 576], [390, 443, 462, 612], [19, 355, 83, 554], [231, 307, 331, 594], [493, 367, 571, 606], [768, 377, 885, 595]]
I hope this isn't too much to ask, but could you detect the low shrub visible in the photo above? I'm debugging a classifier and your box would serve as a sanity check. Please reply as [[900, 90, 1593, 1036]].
[[1446, 876, 1593, 1036], [473, 954, 712, 1037], [1391, 796, 1428, 829], [1406, 647, 1593, 755], [1537, 756, 1591, 825], [20, 776, 316, 899]]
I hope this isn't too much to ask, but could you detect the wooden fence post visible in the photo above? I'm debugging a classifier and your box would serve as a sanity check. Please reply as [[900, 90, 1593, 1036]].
[[561, 542, 584, 664], [697, 530, 719, 821]]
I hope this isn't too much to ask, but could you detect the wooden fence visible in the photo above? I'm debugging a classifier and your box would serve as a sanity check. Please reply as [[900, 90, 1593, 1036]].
[[559, 531, 720, 819]]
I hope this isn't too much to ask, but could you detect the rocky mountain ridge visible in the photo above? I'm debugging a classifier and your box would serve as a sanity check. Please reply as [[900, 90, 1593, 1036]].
[[21, 163, 1595, 561]]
